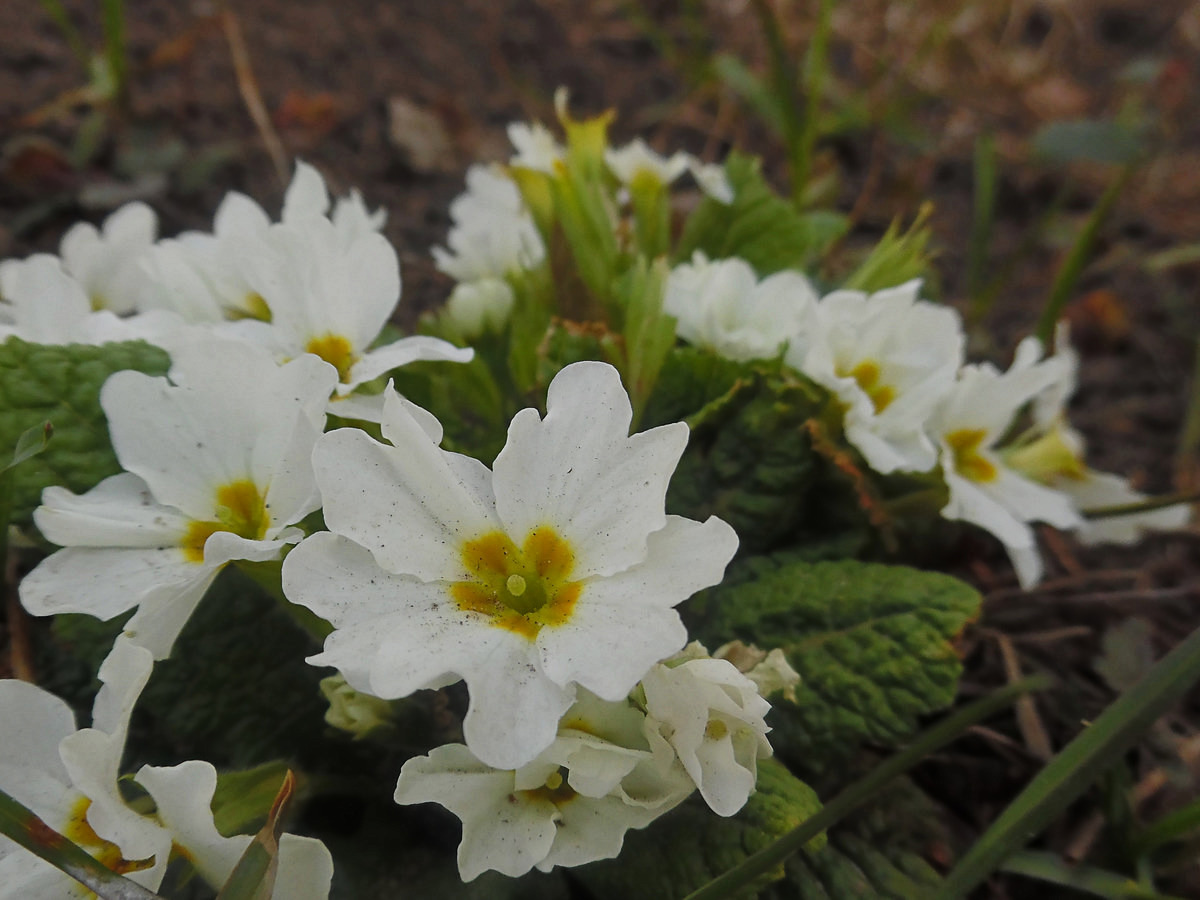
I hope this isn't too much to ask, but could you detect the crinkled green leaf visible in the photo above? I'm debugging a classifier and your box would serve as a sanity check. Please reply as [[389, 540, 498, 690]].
[[694, 558, 980, 767], [646, 350, 848, 554], [574, 760, 823, 900], [675, 153, 849, 275], [768, 781, 945, 899], [0, 336, 170, 524]]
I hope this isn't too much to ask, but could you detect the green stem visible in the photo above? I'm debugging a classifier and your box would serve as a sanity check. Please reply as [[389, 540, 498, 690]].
[[935, 623, 1200, 898], [100, 0, 128, 107], [793, 0, 834, 207], [1000, 850, 1186, 899], [683, 676, 1050, 900], [0, 788, 163, 900], [1035, 163, 1134, 345]]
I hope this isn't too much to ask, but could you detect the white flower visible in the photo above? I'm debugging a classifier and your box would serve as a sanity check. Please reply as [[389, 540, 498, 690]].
[[59, 202, 158, 314], [0, 255, 180, 346], [508, 121, 564, 174], [664, 254, 816, 362], [135, 761, 333, 899], [930, 338, 1082, 588], [442, 277, 515, 339], [19, 338, 338, 657], [222, 214, 472, 400], [1001, 324, 1190, 545], [433, 165, 546, 282], [641, 645, 773, 816], [283, 361, 739, 768], [0, 638, 172, 896], [714, 641, 800, 702], [394, 690, 691, 880], [606, 138, 690, 187], [687, 159, 734, 204], [786, 280, 964, 475]]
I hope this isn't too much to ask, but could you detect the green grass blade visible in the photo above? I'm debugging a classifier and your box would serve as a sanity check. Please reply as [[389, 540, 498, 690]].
[[215, 770, 295, 900], [35, 0, 91, 68], [683, 676, 1050, 900], [792, 0, 834, 207], [1132, 796, 1200, 855], [0, 788, 163, 900], [967, 133, 998, 322], [935, 623, 1200, 899], [1001, 850, 1186, 899], [1034, 163, 1134, 345], [100, 0, 128, 104]]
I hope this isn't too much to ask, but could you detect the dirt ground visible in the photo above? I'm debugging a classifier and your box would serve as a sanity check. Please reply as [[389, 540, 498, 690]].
[[2, 0, 1200, 896]]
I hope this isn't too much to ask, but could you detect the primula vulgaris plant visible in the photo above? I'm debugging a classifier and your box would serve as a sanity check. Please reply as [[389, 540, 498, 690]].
[[0, 94, 1188, 899]]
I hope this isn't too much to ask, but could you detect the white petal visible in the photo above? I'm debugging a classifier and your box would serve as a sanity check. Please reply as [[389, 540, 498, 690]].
[[342, 336, 473, 392], [281, 161, 331, 221], [0, 680, 76, 802], [33, 473, 190, 548], [273, 835, 334, 899], [537, 516, 738, 699], [493, 362, 689, 577]]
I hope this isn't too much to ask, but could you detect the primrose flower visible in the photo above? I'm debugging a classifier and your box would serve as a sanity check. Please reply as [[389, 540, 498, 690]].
[[20, 338, 338, 657], [433, 164, 546, 283], [1001, 324, 1190, 545], [786, 280, 964, 474], [0, 255, 178, 346], [224, 213, 472, 402], [319, 674, 395, 739], [283, 361, 739, 769], [0, 638, 172, 895], [135, 761, 333, 899], [508, 120, 565, 174], [442, 276, 516, 339], [606, 137, 690, 188], [640, 645, 774, 816], [58, 201, 158, 314], [394, 689, 692, 880], [930, 338, 1082, 587], [664, 254, 816, 362]]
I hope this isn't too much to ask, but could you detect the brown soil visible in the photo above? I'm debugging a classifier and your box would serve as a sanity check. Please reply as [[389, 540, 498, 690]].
[[2, 0, 1199, 896]]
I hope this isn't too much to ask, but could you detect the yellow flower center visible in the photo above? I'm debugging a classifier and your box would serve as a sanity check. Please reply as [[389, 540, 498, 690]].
[[704, 718, 729, 740], [180, 479, 271, 564], [945, 428, 998, 483], [517, 767, 578, 806], [839, 359, 896, 414], [450, 526, 582, 641], [305, 334, 359, 383], [62, 797, 153, 879]]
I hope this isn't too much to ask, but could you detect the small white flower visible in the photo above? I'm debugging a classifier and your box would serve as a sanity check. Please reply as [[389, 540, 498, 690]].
[[687, 159, 734, 204], [59, 202, 158, 314], [0, 638, 172, 895], [606, 138, 690, 187], [1001, 324, 1190, 545], [0, 255, 179, 346], [20, 338, 338, 657], [787, 280, 964, 475], [443, 276, 515, 339], [641, 645, 773, 816], [508, 121, 565, 174], [223, 214, 472, 400], [135, 761, 333, 899], [714, 641, 800, 702], [930, 338, 1082, 588], [664, 254, 816, 361], [283, 361, 739, 769], [433, 165, 546, 283], [394, 690, 691, 881]]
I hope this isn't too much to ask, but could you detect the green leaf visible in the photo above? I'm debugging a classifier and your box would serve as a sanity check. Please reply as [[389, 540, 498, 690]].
[[694, 558, 981, 767], [1032, 118, 1144, 166], [840, 204, 935, 293], [215, 770, 295, 900], [0, 786, 163, 899], [675, 153, 849, 275], [646, 350, 842, 554], [0, 337, 170, 525], [574, 759, 823, 900]]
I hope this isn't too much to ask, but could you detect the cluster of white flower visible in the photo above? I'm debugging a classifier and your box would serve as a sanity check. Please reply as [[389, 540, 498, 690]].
[[664, 268, 1188, 587], [0, 162, 471, 421], [2, 158, 787, 886]]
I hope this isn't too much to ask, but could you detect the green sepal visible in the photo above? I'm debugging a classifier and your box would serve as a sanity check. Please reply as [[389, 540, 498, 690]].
[[574, 760, 823, 900], [839, 204, 935, 294], [0, 336, 170, 525], [675, 153, 848, 275], [693, 557, 980, 769]]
